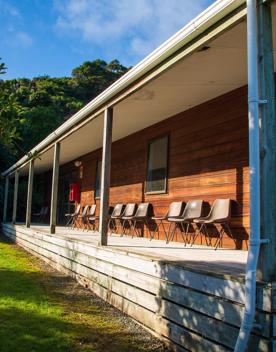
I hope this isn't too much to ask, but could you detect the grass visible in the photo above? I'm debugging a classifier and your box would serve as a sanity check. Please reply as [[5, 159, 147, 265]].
[[0, 235, 168, 352]]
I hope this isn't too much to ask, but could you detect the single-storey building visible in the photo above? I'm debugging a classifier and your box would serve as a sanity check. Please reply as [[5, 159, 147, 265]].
[[2, 0, 276, 351]]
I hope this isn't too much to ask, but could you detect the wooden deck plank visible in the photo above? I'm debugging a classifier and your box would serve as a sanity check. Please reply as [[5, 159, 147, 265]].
[[29, 224, 247, 277]]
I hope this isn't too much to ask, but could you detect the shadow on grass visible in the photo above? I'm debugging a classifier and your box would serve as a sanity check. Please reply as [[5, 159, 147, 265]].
[[0, 305, 74, 352], [0, 236, 167, 352]]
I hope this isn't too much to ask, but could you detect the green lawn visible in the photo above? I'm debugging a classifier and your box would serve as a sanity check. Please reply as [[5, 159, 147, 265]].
[[0, 235, 168, 352]]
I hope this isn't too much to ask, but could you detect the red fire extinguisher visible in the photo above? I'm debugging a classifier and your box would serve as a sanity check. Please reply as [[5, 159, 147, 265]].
[[69, 183, 80, 203]]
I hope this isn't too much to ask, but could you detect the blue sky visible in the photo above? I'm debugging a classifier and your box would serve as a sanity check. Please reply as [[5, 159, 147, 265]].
[[1, 0, 215, 80]]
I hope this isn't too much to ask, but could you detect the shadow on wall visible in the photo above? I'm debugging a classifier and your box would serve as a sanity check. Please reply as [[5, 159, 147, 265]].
[[131, 199, 248, 250], [155, 259, 265, 352]]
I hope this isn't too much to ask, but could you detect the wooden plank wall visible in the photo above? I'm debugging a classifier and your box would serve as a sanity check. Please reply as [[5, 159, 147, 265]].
[[2, 224, 273, 352], [54, 86, 250, 249]]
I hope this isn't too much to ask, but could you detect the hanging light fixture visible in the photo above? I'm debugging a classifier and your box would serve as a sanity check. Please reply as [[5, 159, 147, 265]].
[[74, 160, 82, 167]]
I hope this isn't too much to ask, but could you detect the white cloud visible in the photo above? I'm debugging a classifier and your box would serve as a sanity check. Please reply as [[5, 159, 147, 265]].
[[0, 1, 21, 18], [16, 32, 33, 48], [5, 30, 33, 49], [54, 0, 210, 63], [0, 2, 33, 49]]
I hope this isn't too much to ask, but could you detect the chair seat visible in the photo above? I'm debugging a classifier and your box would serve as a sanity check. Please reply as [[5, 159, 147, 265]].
[[194, 218, 228, 224], [152, 216, 166, 220], [167, 217, 184, 222], [65, 213, 75, 217], [88, 216, 99, 221], [122, 216, 134, 220], [167, 217, 194, 222]]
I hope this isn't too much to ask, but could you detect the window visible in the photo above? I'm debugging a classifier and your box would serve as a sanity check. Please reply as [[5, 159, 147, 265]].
[[95, 160, 102, 198], [146, 135, 168, 193]]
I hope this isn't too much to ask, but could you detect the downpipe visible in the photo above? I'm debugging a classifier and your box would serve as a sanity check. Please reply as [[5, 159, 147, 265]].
[[234, 0, 261, 351]]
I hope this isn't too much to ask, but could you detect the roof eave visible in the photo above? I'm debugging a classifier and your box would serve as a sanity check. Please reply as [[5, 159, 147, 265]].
[[2, 0, 246, 177]]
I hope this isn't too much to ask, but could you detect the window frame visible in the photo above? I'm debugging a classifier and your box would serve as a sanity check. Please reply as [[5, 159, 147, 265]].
[[94, 160, 102, 199], [145, 134, 169, 195]]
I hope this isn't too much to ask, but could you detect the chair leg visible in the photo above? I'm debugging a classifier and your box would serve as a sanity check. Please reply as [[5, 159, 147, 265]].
[[88, 220, 95, 232], [85, 218, 90, 231], [70, 216, 75, 229], [161, 220, 168, 243], [150, 219, 161, 241], [113, 218, 118, 234], [107, 218, 112, 235], [118, 218, 123, 235], [131, 220, 137, 238], [110, 218, 118, 235], [167, 222, 172, 244], [132, 220, 142, 238], [213, 223, 234, 250], [190, 223, 204, 247], [65, 216, 72, 228], [170, 223, 177, 242], [121, 220, 127, 237], [73, 215, 81, 230], [185, 222, 190, 244], [179, 223, 186, 245], [214, 225, 224, 250], [180, 222, 188, 246], [72, 216, 77, 229], [202, 224, 213, 246], [149, 221, 157, 241], [225, 223, 236, 248], [112, 219, 117, 234], [126, 220, 132, 236], [144, 218, 150, 239]]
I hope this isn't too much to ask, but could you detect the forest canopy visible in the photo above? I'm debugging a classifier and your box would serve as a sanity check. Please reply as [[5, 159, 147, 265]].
[[0, 58, 129, 172]]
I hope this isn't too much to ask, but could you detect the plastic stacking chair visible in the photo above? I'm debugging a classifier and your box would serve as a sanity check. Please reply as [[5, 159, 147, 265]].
[[108, 204, 125, 234], [75, 204, 89, 230], [167, 200, 203, 245], [87, 204, 98, 231], [121, 203, 137, 236], [65, 204, 81, 229], [131, 203, 150, 238], [40, 206, 49, 223], [151, 202, 184, 242], [33, 207, 45, 223], [192, 199, 234, 250]]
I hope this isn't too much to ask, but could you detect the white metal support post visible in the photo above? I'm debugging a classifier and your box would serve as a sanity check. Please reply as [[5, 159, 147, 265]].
[[3, 177, 9, 223], [99, 107, 113, 246], [50, 143, 60, 234], [12, 171, 19, 224], [26, 159, 34, 228]]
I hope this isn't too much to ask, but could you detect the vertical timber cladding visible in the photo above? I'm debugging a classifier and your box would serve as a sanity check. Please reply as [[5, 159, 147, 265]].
[[58, 86, 249, 249]]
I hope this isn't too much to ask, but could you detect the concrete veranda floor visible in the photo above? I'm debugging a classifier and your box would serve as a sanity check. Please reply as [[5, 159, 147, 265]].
[[20, 223, 247, 278]]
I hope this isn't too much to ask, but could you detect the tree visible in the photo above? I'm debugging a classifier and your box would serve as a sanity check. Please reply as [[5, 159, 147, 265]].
[[0, 58, 7, 75], [0, 59, 129, 172]]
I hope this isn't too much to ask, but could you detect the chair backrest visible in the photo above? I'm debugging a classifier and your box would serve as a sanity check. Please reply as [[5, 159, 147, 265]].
[[75, 203, 81, 215], [123, 203, 137, 217], [112, 204, 124, 217], [135, 203, 149, 218], [208, 199, 231, 221], [89, 204, 96, 216], [167, 202, 183, 218], [39, 206, 45, 215], [81, 205, 89, 216], [182, 200, 203, 220]]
